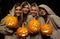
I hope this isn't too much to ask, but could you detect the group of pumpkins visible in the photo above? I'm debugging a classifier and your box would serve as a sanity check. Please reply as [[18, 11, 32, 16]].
[[4, 16, 53, 37]]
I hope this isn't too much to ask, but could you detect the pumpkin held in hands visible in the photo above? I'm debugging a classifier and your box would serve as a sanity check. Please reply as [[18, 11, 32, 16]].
[[40, 24, 52, 36], [4, 16, 18, 28], [28, 19, 40, 34], [16, 26, 28, 37]]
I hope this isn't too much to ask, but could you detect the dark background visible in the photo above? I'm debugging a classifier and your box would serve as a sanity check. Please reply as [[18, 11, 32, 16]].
[[0, 0, 60, 20], [0, 0, 60, 39]]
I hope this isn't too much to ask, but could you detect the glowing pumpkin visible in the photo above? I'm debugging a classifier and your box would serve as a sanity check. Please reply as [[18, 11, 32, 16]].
[[40, 24, 52, 36], [16, 24, 28, 37], [28, 19, 40, 34], [4, 16, 18, 28]]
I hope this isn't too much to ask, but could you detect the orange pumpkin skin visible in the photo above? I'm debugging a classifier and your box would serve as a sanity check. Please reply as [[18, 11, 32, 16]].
[[16, 27, 28, 37], [28, 19, 40, 34], [4, 16, 18, 28], [41, 24, 52, 36]]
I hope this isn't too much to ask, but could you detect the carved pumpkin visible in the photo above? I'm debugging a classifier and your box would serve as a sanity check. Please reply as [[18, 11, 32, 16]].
[[16, 24, 28, 37], [28, 19, 40, 34], [4, 16, 18, 28], [40, 24, 52, 36]]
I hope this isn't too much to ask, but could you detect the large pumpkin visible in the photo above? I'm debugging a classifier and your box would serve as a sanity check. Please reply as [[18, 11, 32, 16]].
[[28, 19, 40, 34], [4, 16, 18, 28], [16, 24, 28, 37], [40, 24, 52, 36]]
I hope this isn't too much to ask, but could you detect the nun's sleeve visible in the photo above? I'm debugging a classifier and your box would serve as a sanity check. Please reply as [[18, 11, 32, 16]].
[[0, 15, 13, 35], [26, 15, 32, 23], [50, 15, 60, 28], [38, 17, 45, 25]]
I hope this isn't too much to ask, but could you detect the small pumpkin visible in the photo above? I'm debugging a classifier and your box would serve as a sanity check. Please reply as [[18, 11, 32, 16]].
[[16, 24, 28, 37], [40, 24, 52, 36], [4, 16, 18, 28], [28, 19, 40, 34]]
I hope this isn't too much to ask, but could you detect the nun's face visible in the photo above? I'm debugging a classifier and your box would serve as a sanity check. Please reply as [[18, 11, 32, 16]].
[[31, 6, 37, 16], [15, 6, 22, 16], [39, 9, 46, 16], [22, 5, 29, 14]]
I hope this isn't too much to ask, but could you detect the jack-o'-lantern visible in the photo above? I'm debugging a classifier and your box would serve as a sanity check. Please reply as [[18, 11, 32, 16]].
[[4, 16, 18, 28], [40, 24, 52, 36], [28, 18, 40, 34], [16, 24, 28, 37]]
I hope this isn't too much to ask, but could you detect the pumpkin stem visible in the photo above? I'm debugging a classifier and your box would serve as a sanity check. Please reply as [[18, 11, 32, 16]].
[[34, 16, 37, 20], [46, 18, 49, 24], [22, 23, 24, 27]]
